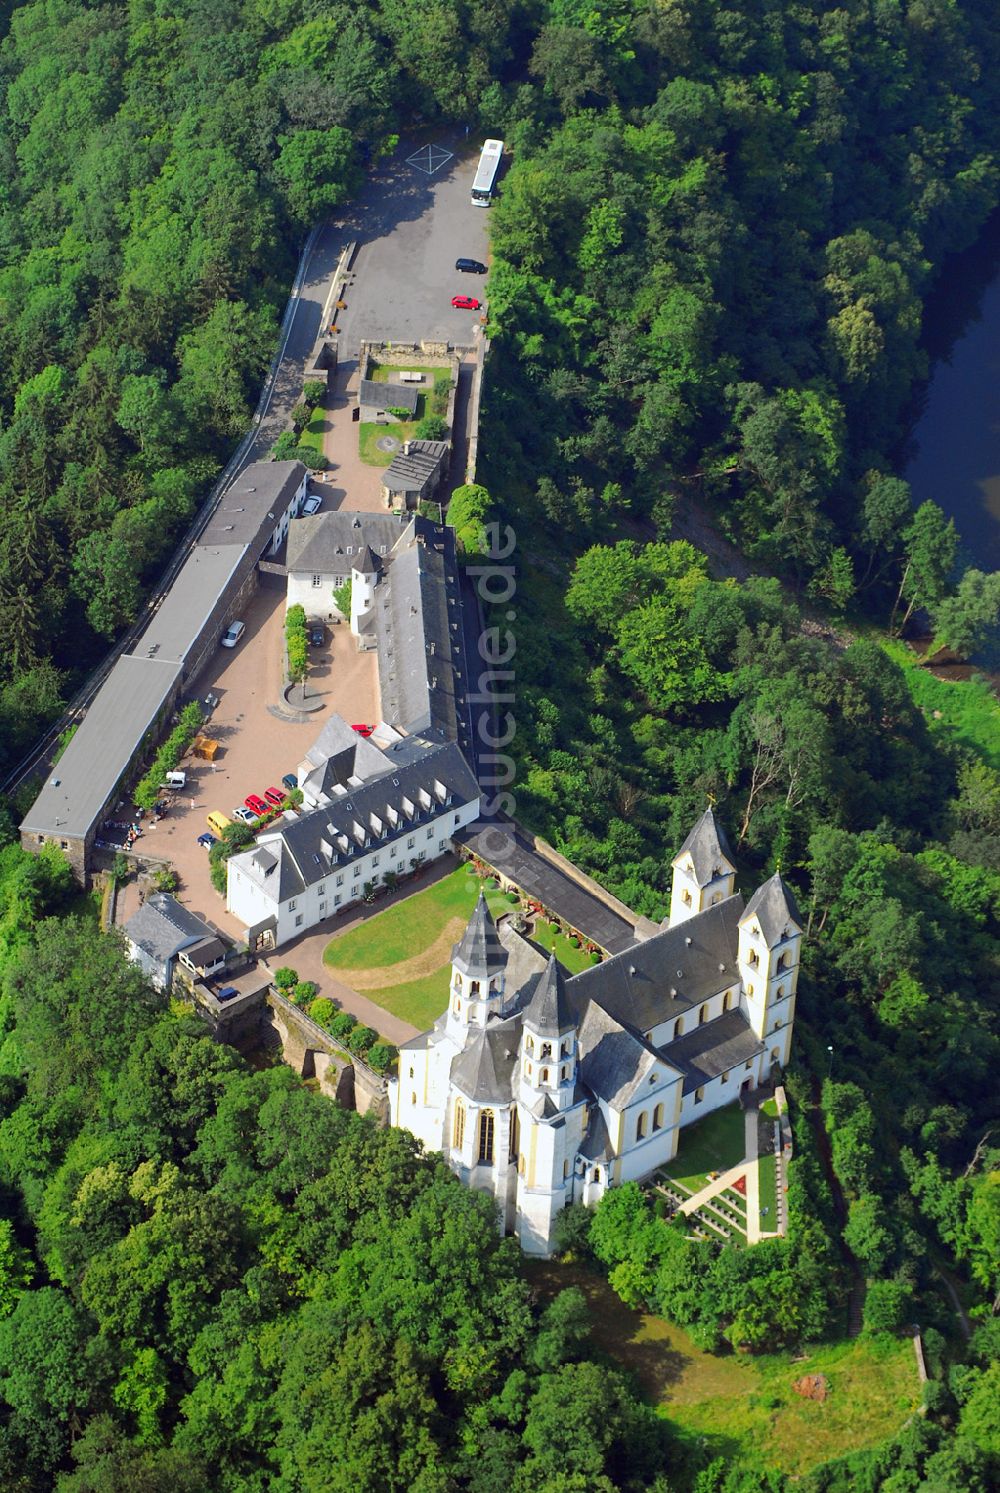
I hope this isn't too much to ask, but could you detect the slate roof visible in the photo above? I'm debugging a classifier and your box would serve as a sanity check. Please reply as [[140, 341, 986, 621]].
[[523, 955, 575, 1036], [359, 379, 419, 415], [382, 441, 449, 494], [200, 461, 305, 548], [182, 935, 227, 966], [740, 873, 804, 946], [673, 807, 736, 884], [450, 1017, 521, 1103], [356, 544, 380, 576], [133, 546, 244, 666], [576, 1001, 668, 1109], [285, 511, 405, 576], [303, 714, 388, 778], [579, 1107, 614, 1162], [125, 893, 216, 964], [659, 1009, 764, 1094], [231, 738, 479, 900], [452, 893, 508, 978], [567, 895, 744, 1035], [375, 517, 465, 739]]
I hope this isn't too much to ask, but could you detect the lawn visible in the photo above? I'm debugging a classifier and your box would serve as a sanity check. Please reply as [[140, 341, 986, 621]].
[[324, 864, 508, 970], [760, 1096, 779, 1118], [359, 422, 400, 467], [661, 1103, 747, 1193], [366, 361, 452, 419], [297, 405, 326, 457], [881, 637, 1000, 770], [525, 919, 596, 974], [525, 1260, 920, 1479], [758, 1150, 778, 1223]]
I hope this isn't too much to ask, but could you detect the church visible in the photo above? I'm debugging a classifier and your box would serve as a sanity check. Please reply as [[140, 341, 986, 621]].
[[388, 810, 802, 1255]]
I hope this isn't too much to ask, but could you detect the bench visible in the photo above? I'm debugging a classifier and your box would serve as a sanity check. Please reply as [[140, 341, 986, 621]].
[[398, 371, 425, 384]]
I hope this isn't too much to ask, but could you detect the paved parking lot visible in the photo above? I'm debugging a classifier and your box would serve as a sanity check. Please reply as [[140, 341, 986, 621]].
[[133, 575, 377, 939]]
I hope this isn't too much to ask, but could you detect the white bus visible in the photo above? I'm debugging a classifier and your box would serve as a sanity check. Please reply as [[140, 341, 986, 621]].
[[471, 139, 504, 206]]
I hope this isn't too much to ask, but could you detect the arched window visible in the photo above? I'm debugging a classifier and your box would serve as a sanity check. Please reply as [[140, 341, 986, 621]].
[[540, 1042, 552, 1060], [478, 1109, 495, 1164], [470, 979, 480, 995], [592, 1168, 600, 1183], [636, 1112, 647, 1141], [682, 888, 692, 906], [673, 1017, 683, 1039], [652, 1104, 664, 1131], [541, 1067, 549, 1084], [453, 998, 461, 1015], [561, 1041, 570, 1057], [509, 1107, 520, 1162], [453, 1100, 465, 1150], [410, 1092, 416, 1105], [723, 990, 733, 1012], [699, 1004, 708, 1025], [747, 948, 759, 967], [770, 1047, 781, 1070], [408, 1066, 414, 1078], [776, 984, 785, 999], [518, 1153, 525, 1175], [563, 1159, 570, 1179], [561, 1065, 567, 1082], [526, 1036, 535, 1056]]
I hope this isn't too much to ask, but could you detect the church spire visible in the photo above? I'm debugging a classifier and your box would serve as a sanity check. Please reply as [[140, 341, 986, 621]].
[[523, 954, 575, 1037], [446, 892, 508, 1033], [669, 807, 736, 926]]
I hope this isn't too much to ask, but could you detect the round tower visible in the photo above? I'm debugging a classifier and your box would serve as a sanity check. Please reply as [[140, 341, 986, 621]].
[[350, 545, 380, 636]]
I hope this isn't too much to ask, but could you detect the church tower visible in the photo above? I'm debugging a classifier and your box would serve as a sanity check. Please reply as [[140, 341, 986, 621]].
[[669, 808, 736, 926], [737, 872, 803, 1075], [445, 892, 508, 1040], [515, 956, 588, 1255]]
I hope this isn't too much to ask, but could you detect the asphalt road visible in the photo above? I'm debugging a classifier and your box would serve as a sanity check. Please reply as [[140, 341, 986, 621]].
[[245, 132, 490, 465]]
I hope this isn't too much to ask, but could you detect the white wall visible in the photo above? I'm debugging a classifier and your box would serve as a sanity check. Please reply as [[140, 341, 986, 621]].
[[648, 982, 741, 1048]]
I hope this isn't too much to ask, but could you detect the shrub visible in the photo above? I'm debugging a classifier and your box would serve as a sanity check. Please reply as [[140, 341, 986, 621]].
[[414, 414, 447, 441], [112, 852, 131, 884], [291, 446, 328, 471], [386, 406, 412, 421], [285, 604, 308, 684], [347, 1023, 377, 1054], [589, 951, 602, 964], [303, 380, 326, 405], [333, 578, 351, 617], [366, 1041, 396, 1073], [274, 967, 299, 990], [328, 1011, 357, 1041], [272, 430, 298, 459], [133, 700, 204, 810], [290, 402, 311, 433], [153, 869, 178, 893], [507, 891, 518, 903], [549, 921, 560, 934], [292, 980, 319, 1007], [862, 1277, 911, 1336], [308, 997, 337, 1027]]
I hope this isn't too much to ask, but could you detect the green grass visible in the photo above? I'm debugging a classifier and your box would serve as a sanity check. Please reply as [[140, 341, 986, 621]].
[[662, 1103, 748, 1194], [365, 968, 461, 1029], [760, 1096, 779, 1118], [525, 1260, 920, 1478], [359, 422, 401, 467], [882, 637, 1000, 770], [297, 405, 326, 456], [366, 361, 452, 418], [525, 920, 596, 974], [759, 1150, 778, 1223], [324, 865, 508, 970]]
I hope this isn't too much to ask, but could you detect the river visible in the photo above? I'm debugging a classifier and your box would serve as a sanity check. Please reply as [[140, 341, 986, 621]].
[[903, 208, 1000, 573]]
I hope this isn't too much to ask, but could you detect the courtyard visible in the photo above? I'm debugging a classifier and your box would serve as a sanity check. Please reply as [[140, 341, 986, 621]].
[[321, 863, 595, 1030]]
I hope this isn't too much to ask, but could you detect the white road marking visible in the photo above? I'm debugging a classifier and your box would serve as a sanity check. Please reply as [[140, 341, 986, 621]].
[[406, 144, 453, 175]]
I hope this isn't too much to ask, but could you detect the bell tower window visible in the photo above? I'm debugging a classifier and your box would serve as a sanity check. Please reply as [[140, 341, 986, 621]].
[[478, 1110, 495, 1164]]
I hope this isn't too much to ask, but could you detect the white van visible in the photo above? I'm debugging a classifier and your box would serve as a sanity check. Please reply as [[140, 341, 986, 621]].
[[165, 770, 186, 789]]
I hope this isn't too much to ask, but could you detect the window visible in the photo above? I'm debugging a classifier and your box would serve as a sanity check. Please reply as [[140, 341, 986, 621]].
[[60, 840, 68, 850], [563, 1160, 570, 1180], [777, 984, 785, 999], [541, 1068, 549, 1083], [353, 865, 361, 877], [699, 1003, 708, 1025], [723, 990, 733, 1012], [540, 1042, 552, 1060], [509, 1108, 519, 1162], [427, 828, 433, 839], [518, 1153, 525, 1176], [312, 574, 321, 587], [720, 1069, 728, 1084], [747, 984, 754, 998], [682, 888, 692, 906], [561, 1066, 567, 1081], [288, 899, 297, 910], [411, 1092, 416, 1104], [295, 915, 303, 927], [652, 1104, 664, 1131], [407, 836, 415, 848], [453, 1100, 465, 1149], [526, 1037, 534, 1056], [694, 1087, 704, 1104], [317, 884, 326, 896], [439, 839, 447, 850], [453, 999, 461, 1014], [454, 812, 460, 824], [334, 894, 341, 906], [390, 846, 397, 858], [371, 855, 379, 867], [745, 1060, 753, 1070], [335, 874, 343, 886], [408, 1066, 414, 1079], [747, 948, 759, 967], [636, 1112, 647, 1140], [319, 903, 326, 916], [470, 980, 480, 995], [592, 1168, 600, 1183], [561, 1041, 570, 1057], [478, 1110, 495, 1164], [673, 1017, 684, 1039]]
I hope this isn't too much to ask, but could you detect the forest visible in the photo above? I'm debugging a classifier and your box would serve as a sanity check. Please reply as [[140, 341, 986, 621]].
[[0, 0, 998, 1486]]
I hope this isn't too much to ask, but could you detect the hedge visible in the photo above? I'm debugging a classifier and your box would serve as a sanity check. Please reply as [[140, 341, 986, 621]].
[[285, 603, 307, 684], [133, 701, 204, 811]]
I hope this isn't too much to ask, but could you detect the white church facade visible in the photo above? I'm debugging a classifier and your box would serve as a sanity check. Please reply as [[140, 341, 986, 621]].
[[389, 810, 802, 1255]]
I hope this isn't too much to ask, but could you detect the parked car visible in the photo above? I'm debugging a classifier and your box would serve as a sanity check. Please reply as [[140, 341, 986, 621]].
[[220, 620, 245, 648], [456, 257, 487, 273], [216, 986, 239, 1002], [232, 806, 258, 825], [351, 723, 374, 737], [308, 622, 324, 647], [281, 772, 299, 792], [264, 786, 285, 807], [451, 295, 481, 310], [197, 832, 218, 851], [302, 494, 322, 516], [245, 793, 268, 814]]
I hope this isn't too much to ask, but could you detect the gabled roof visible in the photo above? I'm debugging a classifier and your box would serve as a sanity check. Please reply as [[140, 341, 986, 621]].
[[660, 1009, 764, 1095], [579, 1107, 614, 1162], [672, 807, 735, 885], [740, 873, 803, 946], [450, 1018, 521, 1104], [382, 441, 449, 494], [523, 954, 575, 1036], [576, 1002, 672, 1109], [303, 714, 387, 778], [567, 895, 745, 1035], [124, 893, 216, 965], [451, 893, 507, 978], [285, 511, 405, 576], [359, 379, 418, 414], [355, 544, 380, 576]]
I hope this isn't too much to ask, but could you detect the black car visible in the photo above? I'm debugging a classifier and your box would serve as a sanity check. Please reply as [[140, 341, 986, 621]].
[[456, 257, 486, 274], [308, 623, 324, 647]]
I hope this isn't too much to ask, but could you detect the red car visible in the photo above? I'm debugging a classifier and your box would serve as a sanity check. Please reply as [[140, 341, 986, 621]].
[[264, 786, 285, 808], [451, 295, 481, 311], [351, 723, 374, 737], [245, 793, 268, 814]]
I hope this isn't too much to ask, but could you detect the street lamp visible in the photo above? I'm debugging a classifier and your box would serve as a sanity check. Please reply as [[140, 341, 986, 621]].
[[826, 1044, 834, 1078]]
